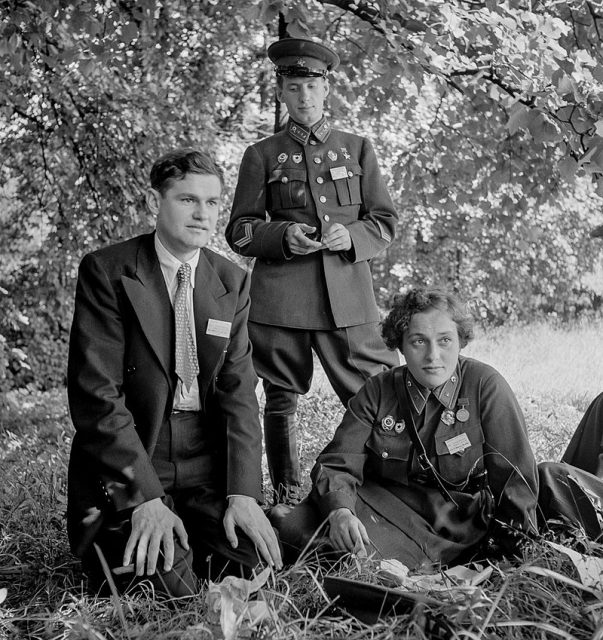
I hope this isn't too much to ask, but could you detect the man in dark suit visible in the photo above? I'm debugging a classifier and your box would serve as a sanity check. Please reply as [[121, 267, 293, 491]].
[[226, 37, 399, 505], [67, 148, 282, 597]]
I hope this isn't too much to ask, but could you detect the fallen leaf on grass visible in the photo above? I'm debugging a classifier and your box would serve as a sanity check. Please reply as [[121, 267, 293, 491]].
[[206, 567, 271, 640], [547, 540, 603, 592], [380, 559, 492, 591]]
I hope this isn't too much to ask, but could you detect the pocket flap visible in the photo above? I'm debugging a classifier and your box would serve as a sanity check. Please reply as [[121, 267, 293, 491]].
[[268, 168, 307, 184], [435, 425, 485, 456]]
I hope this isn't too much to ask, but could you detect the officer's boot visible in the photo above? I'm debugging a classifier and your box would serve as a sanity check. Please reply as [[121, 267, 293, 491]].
[[264, 413, 302, 506]]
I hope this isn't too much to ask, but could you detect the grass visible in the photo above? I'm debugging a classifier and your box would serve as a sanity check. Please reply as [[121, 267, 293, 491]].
[[1, 320, 603, 639]]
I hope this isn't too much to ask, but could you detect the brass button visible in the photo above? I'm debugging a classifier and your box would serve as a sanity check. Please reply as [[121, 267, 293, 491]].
[[348, 170, 354, 177], [316, 177, 324, 184], [381, 451, 389, 459], [310, 140, 317, 145], [324, 214, 330, 222], [319, 196, 327, 203], [281, 176, 289, 184], [313, 157, 321, 164]]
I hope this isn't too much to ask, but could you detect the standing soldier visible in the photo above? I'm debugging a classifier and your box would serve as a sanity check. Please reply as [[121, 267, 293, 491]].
[[226, 37, 399, 505]]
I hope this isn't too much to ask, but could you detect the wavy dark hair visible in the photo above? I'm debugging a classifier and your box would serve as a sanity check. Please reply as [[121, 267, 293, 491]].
[[381, 287, 475, 351], [150, 147, 224, 194]]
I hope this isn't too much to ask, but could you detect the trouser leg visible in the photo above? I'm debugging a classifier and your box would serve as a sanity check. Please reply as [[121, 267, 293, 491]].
[[313, 323, 400, 406], [562, 393, 603, 476], [249, 322, 314, 504]]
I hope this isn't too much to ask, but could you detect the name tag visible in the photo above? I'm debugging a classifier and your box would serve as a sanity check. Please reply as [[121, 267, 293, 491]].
[[445, 433, 471, 455], [206, 319, 231, 338], [330, 166, 348, 181]]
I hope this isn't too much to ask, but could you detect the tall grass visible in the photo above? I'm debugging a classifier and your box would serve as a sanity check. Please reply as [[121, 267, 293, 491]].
[[1, 320, 603, 638]]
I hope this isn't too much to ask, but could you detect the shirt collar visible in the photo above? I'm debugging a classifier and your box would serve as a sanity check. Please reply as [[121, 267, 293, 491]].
[[154, 233, 200, 291], [287, 116, 331, 145], [405, 365, 461, 414]]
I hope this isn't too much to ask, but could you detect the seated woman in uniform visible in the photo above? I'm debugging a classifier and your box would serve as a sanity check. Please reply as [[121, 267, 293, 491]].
[[275, 287, 540, 567]]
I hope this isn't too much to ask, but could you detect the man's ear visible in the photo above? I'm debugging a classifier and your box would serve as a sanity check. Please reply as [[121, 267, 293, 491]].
[[276, 86, 283, 103], [145, 188, 161, 215], [323, 78, 330, 97]]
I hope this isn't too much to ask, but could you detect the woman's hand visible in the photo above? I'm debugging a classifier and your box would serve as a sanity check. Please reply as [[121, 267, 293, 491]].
[[328, 507, 370, 556]]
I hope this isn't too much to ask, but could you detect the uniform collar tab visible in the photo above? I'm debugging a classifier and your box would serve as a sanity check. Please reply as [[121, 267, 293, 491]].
[[287, 117, 331, 145]]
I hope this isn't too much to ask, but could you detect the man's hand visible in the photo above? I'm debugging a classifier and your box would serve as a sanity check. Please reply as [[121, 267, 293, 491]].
[[123, 497, 189, 576], [321, 223, 352, 252], [328, 508, 370, 556], [285, 223, 323, 255], [223, 496, 283, 570]]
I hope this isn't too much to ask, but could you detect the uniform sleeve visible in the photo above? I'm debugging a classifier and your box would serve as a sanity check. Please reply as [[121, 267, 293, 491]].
[[310, 377, 381, 518], [479, 371, 539, 534], [226, 145, 293, 260], [215, 270, 264, 501], [67, 253, 164, 512], [345, 137, 398, 263]]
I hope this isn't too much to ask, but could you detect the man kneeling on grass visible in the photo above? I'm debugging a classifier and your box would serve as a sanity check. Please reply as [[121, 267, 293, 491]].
[[274, 287, 603, 567], [66, 148, 282, 597]]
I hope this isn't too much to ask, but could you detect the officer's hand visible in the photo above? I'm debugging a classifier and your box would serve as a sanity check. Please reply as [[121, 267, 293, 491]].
[[285, 223, 323, 255], [123, 497, 189, 576], [223, 495, 283, 570], [328, 507, 370, 556], [321, 223, 352, 252]]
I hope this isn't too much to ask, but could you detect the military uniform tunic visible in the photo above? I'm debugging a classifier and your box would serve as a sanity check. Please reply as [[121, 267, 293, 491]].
[[277, 357, 540, 566], [226, 118, 398, 330]]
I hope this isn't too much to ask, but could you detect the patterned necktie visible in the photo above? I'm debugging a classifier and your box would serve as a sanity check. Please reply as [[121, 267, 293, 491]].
[[174, 263, 199, 391]]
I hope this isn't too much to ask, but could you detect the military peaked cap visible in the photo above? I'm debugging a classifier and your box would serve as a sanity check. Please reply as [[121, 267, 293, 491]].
[[267, 37, 340, 77]]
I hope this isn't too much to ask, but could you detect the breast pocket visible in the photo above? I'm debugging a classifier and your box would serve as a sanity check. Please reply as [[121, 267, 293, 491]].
[[330, 163, 363, 206], [435, 423, 485, 485], [268, 168, 307, 209], [366, 429, 411, 484]]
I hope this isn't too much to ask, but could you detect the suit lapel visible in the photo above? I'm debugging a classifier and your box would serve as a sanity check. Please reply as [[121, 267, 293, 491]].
[[194, 250, 231, 391], [121, 234, 174, 386]]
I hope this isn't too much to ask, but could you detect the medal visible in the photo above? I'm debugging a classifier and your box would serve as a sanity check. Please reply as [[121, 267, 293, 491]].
[[292, 153, 302, 163], [341, 147, 351, 159], [441, 410, 456, 426], [328, 150, 338, 161], [456, 398, 470, 422], [277, 153, 288, 163], [456, 408, 470, 422], [394, 421, 405, 434], [381, 415, 395, 431]]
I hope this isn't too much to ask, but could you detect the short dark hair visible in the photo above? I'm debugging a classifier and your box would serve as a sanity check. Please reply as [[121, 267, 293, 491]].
[[150, 148, 224, 194], [381, 287, 475, 350]]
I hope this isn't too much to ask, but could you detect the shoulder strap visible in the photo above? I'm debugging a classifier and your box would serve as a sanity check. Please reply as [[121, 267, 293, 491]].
[[392, 368, 458, 505]]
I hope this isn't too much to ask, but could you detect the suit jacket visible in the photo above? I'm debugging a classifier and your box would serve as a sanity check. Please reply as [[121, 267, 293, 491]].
[[225, 120, 398, 329], [67, 232, 262, 556]]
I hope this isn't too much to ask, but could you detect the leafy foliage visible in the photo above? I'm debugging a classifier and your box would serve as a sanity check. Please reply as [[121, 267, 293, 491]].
[[1, 0, 603, 387]]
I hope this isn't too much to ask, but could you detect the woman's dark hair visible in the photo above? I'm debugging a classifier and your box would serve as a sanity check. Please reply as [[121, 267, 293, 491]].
[[150, 148, 224, 194], [381, 287, 475, 350]]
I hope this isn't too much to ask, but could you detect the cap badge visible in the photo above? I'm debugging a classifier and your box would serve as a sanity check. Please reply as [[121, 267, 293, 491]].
[[381, 415, 395, 431], [277, 152, 288, 164], [328, 150, 338, 161], [296, 57, 306, 67], [292, 153, 302, 164]]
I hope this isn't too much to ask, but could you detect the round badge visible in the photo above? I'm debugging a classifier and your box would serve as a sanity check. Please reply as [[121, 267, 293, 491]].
[[278, 153, 288, 163], [441, 410, 456, 426], [456, 408, 470, 422], [292, 153, 302, 164], [381, 415, 395, 431], [394, 421, 405, 434]]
